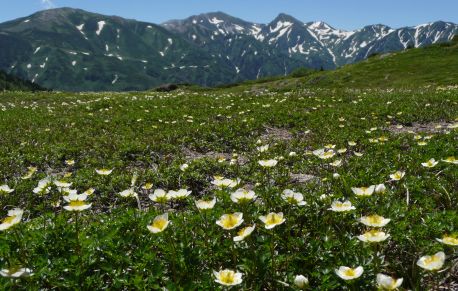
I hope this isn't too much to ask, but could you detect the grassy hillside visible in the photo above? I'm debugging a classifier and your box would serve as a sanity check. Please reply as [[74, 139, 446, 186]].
[[0, 86, 456, 289], [0, 70, 46, 91], [243, 38, 458, 90]]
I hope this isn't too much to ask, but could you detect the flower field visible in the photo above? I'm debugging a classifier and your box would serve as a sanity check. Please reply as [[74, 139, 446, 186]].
[[0, 86, 457, 289]]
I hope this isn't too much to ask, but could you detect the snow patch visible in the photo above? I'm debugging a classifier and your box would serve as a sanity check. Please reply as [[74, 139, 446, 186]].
[[112, 74, 119, 84], [209, 17, 224, 25], [33, 47, 41, 54], [72, 61, 77, 66], [96, 21, 106, 36]]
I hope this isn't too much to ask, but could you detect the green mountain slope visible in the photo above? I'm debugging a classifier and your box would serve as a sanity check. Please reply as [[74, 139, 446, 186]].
[[0, 8, 238, 91], [244, 39, 458, 89], [0, 70, 45, 91], [0, 8, 457, 91]]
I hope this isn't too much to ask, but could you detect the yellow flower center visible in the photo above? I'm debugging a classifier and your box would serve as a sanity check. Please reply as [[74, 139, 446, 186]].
[[323, 152, 334, 158], [287, 197, 298, 204], [365, 230, 381, 238], [265, 214, 282, 225], [443, 237, 458, 245], [367, 215, 383, 224], [237, 227, 249, 236], [424, 255, 440, 265], [343, 269, 356, 277], [221, 214, 239, 228], [219, 271, 235, 284], [152, 218, 167, 230], [2, 215, 16, 224], [69, 201, 86, 207]]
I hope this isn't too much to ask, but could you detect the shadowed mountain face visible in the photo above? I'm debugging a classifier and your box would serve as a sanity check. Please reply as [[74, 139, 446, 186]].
[[1, 8, 457, 91]]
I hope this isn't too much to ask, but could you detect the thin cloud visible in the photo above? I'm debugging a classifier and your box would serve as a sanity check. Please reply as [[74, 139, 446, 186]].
[[40, 0, 55, 9]]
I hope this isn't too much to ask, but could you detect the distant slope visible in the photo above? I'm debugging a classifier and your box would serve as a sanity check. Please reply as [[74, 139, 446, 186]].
[[0, 8, 457, 91], [0, 70, 45, 91], [243, 38, 458, 89]]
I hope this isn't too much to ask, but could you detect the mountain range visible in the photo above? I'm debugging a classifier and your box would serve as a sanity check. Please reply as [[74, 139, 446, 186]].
[[0, 8, 456, 91]]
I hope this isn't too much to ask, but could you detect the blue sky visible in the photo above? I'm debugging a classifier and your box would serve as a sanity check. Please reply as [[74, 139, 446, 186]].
[[2, 0, 457, 30]]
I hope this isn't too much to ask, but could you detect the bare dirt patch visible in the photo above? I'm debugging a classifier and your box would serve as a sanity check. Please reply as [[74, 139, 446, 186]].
[[289, 173, 319, 184], [182, 147, 248, 164], [260, 126, 293, 141], [388, 121, 457, 134]]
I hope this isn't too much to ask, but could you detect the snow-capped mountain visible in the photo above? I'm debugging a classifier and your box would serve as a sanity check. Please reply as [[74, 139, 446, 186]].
[[164, 12, 457, 70], [0, 8, 456, 91]]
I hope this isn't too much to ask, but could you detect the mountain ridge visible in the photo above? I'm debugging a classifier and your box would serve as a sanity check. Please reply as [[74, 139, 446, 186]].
[[0, 8, 456, 91]]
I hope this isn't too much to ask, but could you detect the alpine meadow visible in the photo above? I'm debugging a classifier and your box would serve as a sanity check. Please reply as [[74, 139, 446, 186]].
[[0, 3, 457, 290]]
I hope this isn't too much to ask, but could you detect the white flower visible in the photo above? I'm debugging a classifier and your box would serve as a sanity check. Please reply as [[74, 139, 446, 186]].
[[442, 156, 458, 164], [294, 275, 309, 289], [63, 193, 91, 211], [0, 267, 33, 278], [168, 189, 192, 200], [0, 185, 14, 194], [33, 177, 52, 194], [54, 180, 72, 188], [359, 215, 390, 227], [257, 144, 269, 152], [313, 149, 335, 159], [337, 148, 347, 154], [258, 159, 278, 167], [180, 163, 189, 171], [147, 213, 170, 233], [417, 251, 445, 271], [376, 273, 403, 290], [83, 188, 95, 195], [233, 224, 256, 242], [21, 166, 37, 180], [211, 176, 240, 189], [389, 171, 405, 181], [357, 230, 390, 243], [421, 158, 438, 168], [231, 189, 257, 204], [329, 200, 355, 212], [281, 189, 306, 206], [216, 213, 244, 230], [335, 266, 363, 280], [149, 189, 171, 203], [330, 160, 342, 167], [119, 188, 138, 198], [351, 186, 375, 197], [213, 269, 243, 286], [436, 235, 458, 246], [375, 184, 386, 194], [0, 208, 24, 231], [259, 212, 286, 229], [95, 168, 113, 175], [195, 198, 217, 210]]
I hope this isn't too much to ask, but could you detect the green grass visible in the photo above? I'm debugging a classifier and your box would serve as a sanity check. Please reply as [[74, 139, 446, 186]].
[[0, 85, 456, 289], [240, 40, 458, 90]]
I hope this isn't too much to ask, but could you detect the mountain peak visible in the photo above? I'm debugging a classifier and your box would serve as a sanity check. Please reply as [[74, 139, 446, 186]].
[[271, 13, 302, 24]]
